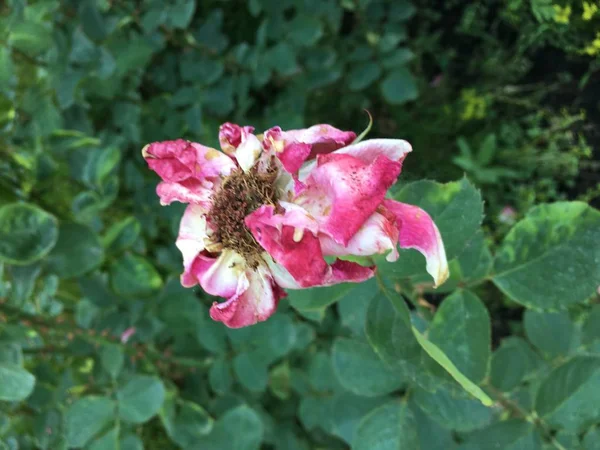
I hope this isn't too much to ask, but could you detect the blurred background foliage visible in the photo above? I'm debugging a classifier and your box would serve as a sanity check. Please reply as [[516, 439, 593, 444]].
[[1, 0, 600, 449]]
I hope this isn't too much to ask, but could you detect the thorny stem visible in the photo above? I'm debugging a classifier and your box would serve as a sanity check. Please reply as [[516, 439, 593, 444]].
[[485, 384, 567, 450], [372, 264, 567, 450], [0, 300, 213, 374]]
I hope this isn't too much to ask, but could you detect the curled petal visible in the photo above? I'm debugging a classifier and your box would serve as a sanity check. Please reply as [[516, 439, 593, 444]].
[[319, 212, 399, 261], [219, 123, 255, 155], [183, 249, 246, 298], [156, 179, 213, 207], [143, 140, 235, 181], [335, 138, 412, 165], [382, 199, 449, 287], [299, 153, 401, 246], [264, 125, 356, 174], [245, 205, 375, 287], [142, 139, 235, 205], [175, 205, 211, 287], [209, 265, 286, 328], [234, 133, 263, 172]]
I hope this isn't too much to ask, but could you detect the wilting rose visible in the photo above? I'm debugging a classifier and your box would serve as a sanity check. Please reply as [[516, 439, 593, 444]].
[[142, 123, 448, 328]]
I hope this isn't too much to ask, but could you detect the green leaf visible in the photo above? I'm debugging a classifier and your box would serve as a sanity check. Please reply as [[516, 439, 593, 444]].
[[0, 203, 58, 265], [348, 62, 382, 91], [264, 43, 299, 76], [531, 0, 555, 22], [289, 278, 377, 312], [410, 398, 457, 450], [8, 21, 53, 56], [196, 405, 263, 450], [492, 202, 600, 310], [110, 253, 163, 297], [0, 363, 35, 401], [524, 310, 575, 357], [163, 399, 214, 448], [209, 357, 233, 395], [288, 15, 323, 46], [490, 337, 544, 392], [380, 68, 418, 104], [331, 337, 405, 397], [354, 402, 419, 450], [78, 0, 107, 41], [232, 352, 268, 393], [102, 217, 141, 253], [8, 263, 41, 306], [118, 375, 166, 424], [413, 327, 493, 406], [583, 305, 600, 345], [365, 289, 452, 391], [534, 356, 600, 432], [382, 48, 414, 69], [65, 396, 115, 447], [100, 343, 124, 379], [88, 427, 118, 450], [584, 428, 600, 450], [46, 223, 104, 278], [413, 385, 493, 432], [459, 419, 543, 450], [167, 0, 196, 29], [330, 393, 389, 445], [428, 290, 491, 383], [120, 434, 144, 450], [394, 178, 484, 261]]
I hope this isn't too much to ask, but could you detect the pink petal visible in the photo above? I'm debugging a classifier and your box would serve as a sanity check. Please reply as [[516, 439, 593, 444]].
[[142, 139, 235, 206], [382, 199, 449, 287], [156, 179, 213, 207], [219, 122, 255, 155], [319, 212, 399, 261], [299, 153, 401, 246], [245, 205, 375, 288], [209, 265, 286, 328], [335, 138, 412, 165], [263, 125, 356, 174]]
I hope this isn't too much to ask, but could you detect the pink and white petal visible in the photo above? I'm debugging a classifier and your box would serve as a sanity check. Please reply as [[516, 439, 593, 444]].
[[234, 133, 263, 172], [333, 138, 412, 165], [277, 142, 311, 174], [245, 205, 375, 287], [280, 124, 356, 157], [245, 203, 319, 236], [219, 122, 255, 155], [262, 253, 302, 289], [175, 205, 211, 284], [328, 260, 375, 285], [142, 139, 235, 182], [198, 249, 247, 298], [209, 265, 286, 328], [319, 212, 399, 261], [155, 180, 213, 207], [300, 153, 402, 246], [263, 125, 356, 171], [382, 199, 449, 287]]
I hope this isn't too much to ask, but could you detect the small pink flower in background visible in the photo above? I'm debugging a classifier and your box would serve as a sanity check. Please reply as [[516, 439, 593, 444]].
[[120, 327, 136, 343], [498, 206, 517, 225], [142, 122, 449, 328], [430, 74, 444, 87]]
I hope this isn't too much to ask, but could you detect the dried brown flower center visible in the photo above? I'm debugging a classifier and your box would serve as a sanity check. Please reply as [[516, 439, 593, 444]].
[[209, 165, 278, 267]]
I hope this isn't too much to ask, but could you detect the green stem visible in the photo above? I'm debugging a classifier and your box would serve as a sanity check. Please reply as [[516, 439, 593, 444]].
[[484, 383, 567, 450], [0, 301, 213, 373]]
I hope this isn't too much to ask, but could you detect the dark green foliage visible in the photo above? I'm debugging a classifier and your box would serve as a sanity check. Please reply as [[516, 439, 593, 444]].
[[1, 0, 600, 449]]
